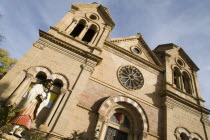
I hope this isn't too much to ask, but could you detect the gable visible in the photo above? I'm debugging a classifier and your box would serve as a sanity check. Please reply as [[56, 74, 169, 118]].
[[72, 3, 115, 29], [108, 34, 163, 67], [154, 43, 199, 71]]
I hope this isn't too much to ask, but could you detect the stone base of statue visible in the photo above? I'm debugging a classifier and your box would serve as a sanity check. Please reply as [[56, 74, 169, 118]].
[[0, 133, 25, 140]]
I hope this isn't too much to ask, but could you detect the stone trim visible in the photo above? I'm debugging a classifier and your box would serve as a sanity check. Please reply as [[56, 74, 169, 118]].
[[103, 45, 162, 75], [89, 76, 160, 110], [174, 127, 203, 140], [77, 103, 95, 112], [27, 66, 52, 79], [98, 95, 149, 132], [39, 30, 102, 64], [49, 73, 69, 89], [164, 91, 210, 115], [50, 26, 102, 52], [39, 37, 87, 64], [27, 66, 70, 89], [104, 41, 164, 72]]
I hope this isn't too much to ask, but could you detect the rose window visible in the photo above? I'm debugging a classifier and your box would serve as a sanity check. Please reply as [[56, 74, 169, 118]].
[[118, 66, 144, 90]]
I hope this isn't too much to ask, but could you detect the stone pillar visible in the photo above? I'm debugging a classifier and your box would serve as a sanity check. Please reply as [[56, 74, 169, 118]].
[[66, 19, 78, 34], [50, 62, 96, 135], [43, 89, 67, 129], [6, 73, 34, 106], [180, 76, 185, 91], [96, 26, 111, 48], [133, 130, 139, 140], [78, 24, 89, 39], [55, 9, 75, 31], [98, 120, 108, 140], [90, 29, 99, 45]]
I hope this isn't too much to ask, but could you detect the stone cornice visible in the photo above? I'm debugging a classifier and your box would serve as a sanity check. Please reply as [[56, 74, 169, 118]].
[[104, 40, 165, 72], [163, 90, 210, 115], [138, 37, 164, 67], [50, 26, 102, 52], [39, 30, 102, 64]]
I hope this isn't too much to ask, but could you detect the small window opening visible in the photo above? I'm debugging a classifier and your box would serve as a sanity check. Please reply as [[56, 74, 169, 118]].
[[53, 79, 63, 89], [133, 47, 141, 55], [174, 67, 181, 89], [90, 14, 97, 20], [177, 59, 184, 66], [82, 24, 97, 43], [36, 71, 47, 80], [70, 19, 86, 38], [180, 133, 189, 140], [182, 72, 191, 94]]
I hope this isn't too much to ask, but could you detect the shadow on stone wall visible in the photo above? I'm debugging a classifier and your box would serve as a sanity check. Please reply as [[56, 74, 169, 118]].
[[145, 74, 164, 138], [0, 82, 10, 103], [85, 97, 108, 140]]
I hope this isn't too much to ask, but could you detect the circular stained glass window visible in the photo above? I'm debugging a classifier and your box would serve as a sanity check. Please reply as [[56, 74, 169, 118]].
[[118, 66, 144, 90]]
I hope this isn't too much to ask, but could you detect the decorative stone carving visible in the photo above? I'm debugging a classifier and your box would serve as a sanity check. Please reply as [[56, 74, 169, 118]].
[[81, 63, 95, 73], [33, 42, 44, 50], [118, 65, 144, 90]]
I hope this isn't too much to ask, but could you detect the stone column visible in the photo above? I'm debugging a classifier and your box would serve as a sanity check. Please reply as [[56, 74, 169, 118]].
[[180, 75, 185, 91], [98, 120, 108, 140], [6, 73, 34, 106], [50, 62, 96, 135], [40, 89, 68, 131], [90, 29, 99, 45], [77, 24, 89, 39], [133, 130, 139, 140], [46, 89, 68, 126], [66, 19, 78, 34]]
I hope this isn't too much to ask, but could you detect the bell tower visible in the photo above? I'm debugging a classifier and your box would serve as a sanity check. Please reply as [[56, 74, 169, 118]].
[[48, 2, 115, 49], [0, 2, 115, 136]]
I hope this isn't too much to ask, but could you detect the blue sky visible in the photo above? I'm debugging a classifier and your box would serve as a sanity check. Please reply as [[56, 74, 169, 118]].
[[0, 0, 209, 110]]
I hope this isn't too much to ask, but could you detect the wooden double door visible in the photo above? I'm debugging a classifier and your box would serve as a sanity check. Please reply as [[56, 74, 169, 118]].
[[105, 126, 128, 140]]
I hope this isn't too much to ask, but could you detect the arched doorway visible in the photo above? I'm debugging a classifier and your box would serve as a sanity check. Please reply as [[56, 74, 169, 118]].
[[96, 96, 149, 140]]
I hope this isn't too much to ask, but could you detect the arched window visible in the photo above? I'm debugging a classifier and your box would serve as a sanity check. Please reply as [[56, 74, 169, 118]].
[[36, 71, 47, 80], [70, 19, 86, 38], [53, 79, 63, 89], [173, 67, 181, 89], [180, 133, 189, 140], [105, 113, 130, 140], [182, 72, 192, 94], [82, 24, 97, 43]]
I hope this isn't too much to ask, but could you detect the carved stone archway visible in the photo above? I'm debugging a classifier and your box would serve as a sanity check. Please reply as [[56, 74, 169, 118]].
[[95, 95, 149, 140]]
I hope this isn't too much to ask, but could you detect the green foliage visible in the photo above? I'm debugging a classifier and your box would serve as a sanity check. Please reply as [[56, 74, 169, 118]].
[[63, 130, 83, 140], [0, 48, 17, 79], [30, 134, 47, 140], [0, 104, 16, 128]]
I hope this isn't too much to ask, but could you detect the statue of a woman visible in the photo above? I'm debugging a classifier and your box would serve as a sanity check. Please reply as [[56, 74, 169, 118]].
[[8, 79, 53, 138]]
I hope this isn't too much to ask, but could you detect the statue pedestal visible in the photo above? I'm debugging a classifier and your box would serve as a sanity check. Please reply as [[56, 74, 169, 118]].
[[0, 133, 25, 140], [39, 124, 48, 131]]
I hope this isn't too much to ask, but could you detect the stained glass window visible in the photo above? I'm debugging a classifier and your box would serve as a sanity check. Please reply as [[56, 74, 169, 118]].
[[110, 113, 130, 128]]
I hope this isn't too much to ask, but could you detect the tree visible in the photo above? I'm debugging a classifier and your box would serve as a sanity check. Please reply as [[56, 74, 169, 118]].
[[0, 48, 17, 79]]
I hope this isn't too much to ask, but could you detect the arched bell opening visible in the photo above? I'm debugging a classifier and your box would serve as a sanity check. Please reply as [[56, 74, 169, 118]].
[[173, 67, 182, 89], [180, 133, 189, 140], [82, 24, 97, 44], [182, 71, 192, 94], [70, 19, 86, 38]]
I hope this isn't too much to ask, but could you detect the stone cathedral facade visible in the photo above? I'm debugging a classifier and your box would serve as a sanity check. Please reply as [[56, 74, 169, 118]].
[[0, 2, 210, 140]]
